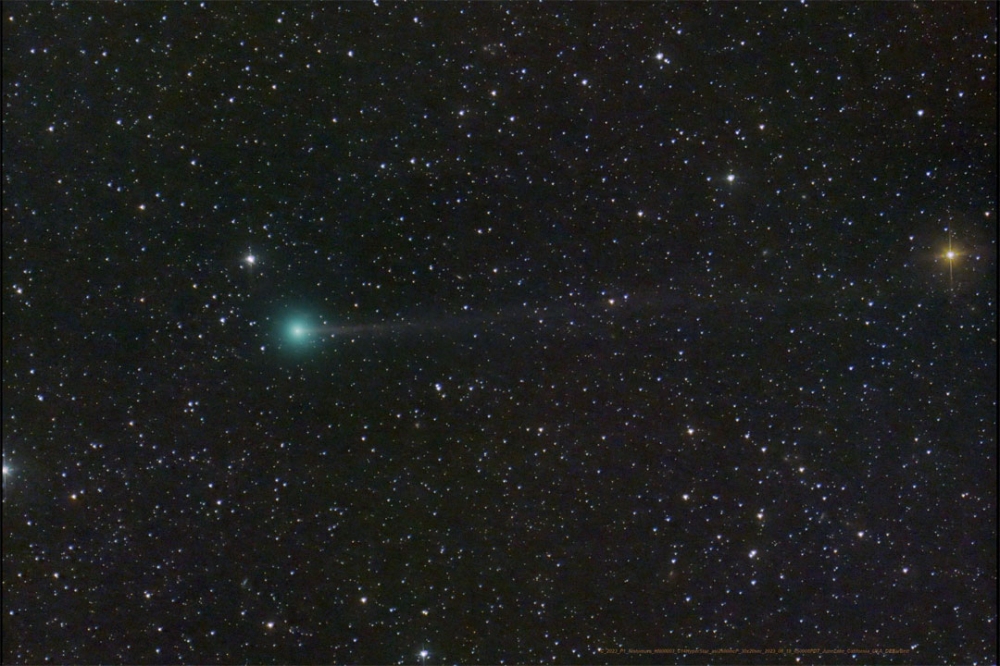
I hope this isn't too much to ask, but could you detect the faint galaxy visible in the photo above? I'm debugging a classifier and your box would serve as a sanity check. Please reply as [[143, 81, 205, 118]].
[[1, 3, 997, 665]]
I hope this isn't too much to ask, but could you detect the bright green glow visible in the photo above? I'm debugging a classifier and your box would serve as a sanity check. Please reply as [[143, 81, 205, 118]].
[[274, 306, 327, 359], [284, 318, 313, 345]]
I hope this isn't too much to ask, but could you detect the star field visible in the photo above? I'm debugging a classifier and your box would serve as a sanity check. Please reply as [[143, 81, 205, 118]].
[[2, 3, 997, 665]]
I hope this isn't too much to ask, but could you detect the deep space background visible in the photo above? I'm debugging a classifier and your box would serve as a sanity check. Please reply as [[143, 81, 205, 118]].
[[2, 3, 997, 665]]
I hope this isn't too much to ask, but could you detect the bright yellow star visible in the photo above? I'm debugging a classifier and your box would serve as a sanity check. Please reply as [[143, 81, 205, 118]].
[[943, 235, 959, 289]]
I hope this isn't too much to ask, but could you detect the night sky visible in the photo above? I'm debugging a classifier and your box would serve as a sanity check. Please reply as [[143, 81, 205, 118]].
[[2, 3, 997, 665]]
